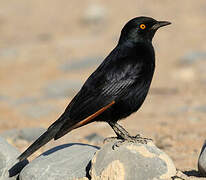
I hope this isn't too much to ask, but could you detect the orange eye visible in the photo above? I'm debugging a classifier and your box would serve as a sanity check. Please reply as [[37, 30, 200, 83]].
[[140, 24, 146, 29]]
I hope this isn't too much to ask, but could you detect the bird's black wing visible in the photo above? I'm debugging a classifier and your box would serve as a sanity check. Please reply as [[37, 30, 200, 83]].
[[54, 47, 143, 139], [67, 75, 137, 121]]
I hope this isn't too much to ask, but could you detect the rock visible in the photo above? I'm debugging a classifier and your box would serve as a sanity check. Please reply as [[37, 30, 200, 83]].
[[198, 140, 206, 176], [0, 136, 28, 179], [11, 96, 39, 106], [19, 143, 99, 180], [37, 33, 52, 42], [1, 128, 46, 142], [90, 141, 176, 180], [150, 88, 178, 95], [0, 95, 9, 101], [84, 133, 104, 144], [82, 4, 106, 25], [59, 56, 102, 72], [0, 129, 19, 141], [44, 79, 82, 98], [22, 104, 58, 119], [177, 68, 195, 82], [169, 170, 206, 180], [170, 104, 206, 116], [18, 128, 46, 142], [179, 51, 206, 65], [194, 105, 206, 113], [166, 170, 189, 180], [168, 106, 189, 116], [0, 48, 18, 58]]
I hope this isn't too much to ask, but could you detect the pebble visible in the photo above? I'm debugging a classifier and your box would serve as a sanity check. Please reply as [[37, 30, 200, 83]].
[[59, 56, 102, 72], [0, 95, 9, 101], [11, 96, 39, 106], [194, 105, 206, 113], [82, 4, 106, 25], [177, 68, 195, 82], [22, 104, 57, 119], [1, 127, 46, 142], [0, 48, 18, 59], [179, 51, 206, 65], [84, 133, 104, 144], [18, 128, 46, 142], [44, 78, 82, 98]]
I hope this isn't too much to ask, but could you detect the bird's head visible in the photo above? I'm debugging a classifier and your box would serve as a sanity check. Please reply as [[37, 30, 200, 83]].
[[118, 16, 171, 44]]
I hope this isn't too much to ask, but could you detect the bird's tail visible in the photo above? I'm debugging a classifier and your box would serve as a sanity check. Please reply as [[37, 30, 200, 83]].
[[17, 101, 115, 161], [17, 116, 68, 161]]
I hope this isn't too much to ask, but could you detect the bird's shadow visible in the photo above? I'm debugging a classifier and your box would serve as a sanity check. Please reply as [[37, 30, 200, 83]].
[[8, 159, 28, 178], [9, 143, 99, 178], [183, 170, 203, 177], [42, 143, 100, 156]]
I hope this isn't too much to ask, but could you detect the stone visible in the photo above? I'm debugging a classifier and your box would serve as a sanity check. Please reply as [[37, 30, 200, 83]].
[[178, 68, 195, 82], [84, 133, 104, 144], [11, 96, 39, 106], [19, 143, 99, 180], [165, 170, 189, 180], [18, 128, 46, 142], [37, 33, 52, 42], [179, 51, 206, 65], [44, 79, 82, 98], [0, 48, 18, 58], [1, 128, 46, 142], [0, 95, 9, 101], [82, 4, 106, 25], [0, 129, 19, 141], [198, 140, 206, 176], [194, 105, 206, 113], [59, 56, 102, 72], [168, 170, 206, 180], [0, 136, 28, 179], [90, 141, 176, 180], [22, 104, 58, 119]]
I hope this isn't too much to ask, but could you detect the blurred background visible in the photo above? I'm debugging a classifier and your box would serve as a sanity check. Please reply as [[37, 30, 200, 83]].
[[0, 0, 206, 171]]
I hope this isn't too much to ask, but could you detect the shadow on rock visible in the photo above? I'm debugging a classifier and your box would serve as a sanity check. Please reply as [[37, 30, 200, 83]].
[[8, 159, 28, 177], [42, 143, 100, 156], [19, 143, 99, 180], [183, 170, 202, 177]]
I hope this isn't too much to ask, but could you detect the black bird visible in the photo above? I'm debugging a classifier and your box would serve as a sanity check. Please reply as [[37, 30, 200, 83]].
[[18, 16, 171, 161]]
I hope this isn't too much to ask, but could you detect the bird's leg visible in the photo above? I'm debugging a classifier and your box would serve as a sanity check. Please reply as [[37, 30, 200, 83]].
[[109, 121, 131, 138], [103, 121, 129, 143], [104, 122, 152, 148]]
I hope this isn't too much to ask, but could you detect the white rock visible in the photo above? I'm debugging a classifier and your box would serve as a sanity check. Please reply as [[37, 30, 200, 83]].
[[0, 136, 28, 179], [198, 140, 206, 176], [90, 141, 176, 180], [82, 4, 106, 25], [19, 143, 99, 180]]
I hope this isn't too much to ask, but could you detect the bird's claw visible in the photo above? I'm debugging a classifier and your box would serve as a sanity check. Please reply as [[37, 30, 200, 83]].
[[103, 136, 121, 144], [111, 135, 153, 150]]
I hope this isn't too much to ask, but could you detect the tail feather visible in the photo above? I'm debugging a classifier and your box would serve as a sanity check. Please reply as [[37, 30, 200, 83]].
[[17, 117, 68, 161]]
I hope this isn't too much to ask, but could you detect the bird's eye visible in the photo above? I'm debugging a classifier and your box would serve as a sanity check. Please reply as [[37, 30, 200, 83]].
[[139, 24, 146, 30]]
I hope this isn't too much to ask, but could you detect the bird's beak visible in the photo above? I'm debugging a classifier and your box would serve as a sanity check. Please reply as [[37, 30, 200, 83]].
[[151, 21, 171, 30]]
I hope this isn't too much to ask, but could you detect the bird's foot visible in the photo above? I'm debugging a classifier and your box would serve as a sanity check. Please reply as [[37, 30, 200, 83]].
[[103, 136, 122, 144], [112, 134, 152, 150], [125, 134, 152, 144]]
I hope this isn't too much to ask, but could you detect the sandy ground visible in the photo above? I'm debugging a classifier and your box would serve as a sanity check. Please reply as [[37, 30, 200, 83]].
[[1, 0, 206, 176]]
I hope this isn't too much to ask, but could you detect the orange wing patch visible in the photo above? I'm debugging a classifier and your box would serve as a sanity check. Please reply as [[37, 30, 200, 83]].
[[70, 100, 115, 130]]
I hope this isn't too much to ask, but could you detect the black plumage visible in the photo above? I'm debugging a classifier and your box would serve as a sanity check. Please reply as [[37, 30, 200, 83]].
[[18, 16, 171, 161]]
